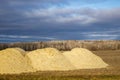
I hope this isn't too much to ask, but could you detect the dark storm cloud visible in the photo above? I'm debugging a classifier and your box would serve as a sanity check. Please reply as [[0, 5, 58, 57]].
[[0, 0, 108, 8], [0, 0, 120, 41], [0, 1, 120, 30], [0, 0, 69, 30], [9, 0, 108, 4], [1, 0, 68, 7], [22, 7, 120, 40]]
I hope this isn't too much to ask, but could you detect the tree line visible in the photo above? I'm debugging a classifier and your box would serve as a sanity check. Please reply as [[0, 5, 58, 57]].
[[0, 40, 120, 51]]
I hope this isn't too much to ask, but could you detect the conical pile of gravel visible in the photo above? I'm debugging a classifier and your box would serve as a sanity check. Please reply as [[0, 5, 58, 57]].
[[62, 48, 108, 69], [26, 48, 75, 71], [0, 47, 108, 74], [0, 48, 34, 74]]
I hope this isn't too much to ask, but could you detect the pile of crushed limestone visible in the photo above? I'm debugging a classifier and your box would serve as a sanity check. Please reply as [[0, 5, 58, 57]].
[[0, 48, 108, 74]]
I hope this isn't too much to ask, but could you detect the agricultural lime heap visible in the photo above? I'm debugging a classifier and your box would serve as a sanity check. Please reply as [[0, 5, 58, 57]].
[[0, 48, 108, 74]]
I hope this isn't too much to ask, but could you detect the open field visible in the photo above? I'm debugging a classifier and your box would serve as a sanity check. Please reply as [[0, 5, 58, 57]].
[[0, 50, 120, 80]]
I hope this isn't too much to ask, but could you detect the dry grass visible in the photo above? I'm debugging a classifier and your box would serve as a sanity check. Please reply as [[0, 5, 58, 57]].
[[94, 50, 120, 68]]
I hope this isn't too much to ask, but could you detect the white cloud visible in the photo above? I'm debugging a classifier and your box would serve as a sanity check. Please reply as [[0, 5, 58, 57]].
[[0, 35, 56, 40], [88, 34, 119, 37], [24, 7, 98, 25], [82, 30, 120, 40], [24, 7, 120, 25]]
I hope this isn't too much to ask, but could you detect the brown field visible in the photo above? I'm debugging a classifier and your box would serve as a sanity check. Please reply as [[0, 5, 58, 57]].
[[0, 50, 120, 80]]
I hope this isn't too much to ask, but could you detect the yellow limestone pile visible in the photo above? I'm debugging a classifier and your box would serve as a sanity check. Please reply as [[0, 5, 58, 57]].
[[0, 47, 108, 74], [0, 48, 34, 74], [26, 48, 75, 71], [62, 48, 108, 69]]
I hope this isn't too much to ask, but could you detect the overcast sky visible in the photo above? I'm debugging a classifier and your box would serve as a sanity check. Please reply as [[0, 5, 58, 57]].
[[0, 0, 120, 42]]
